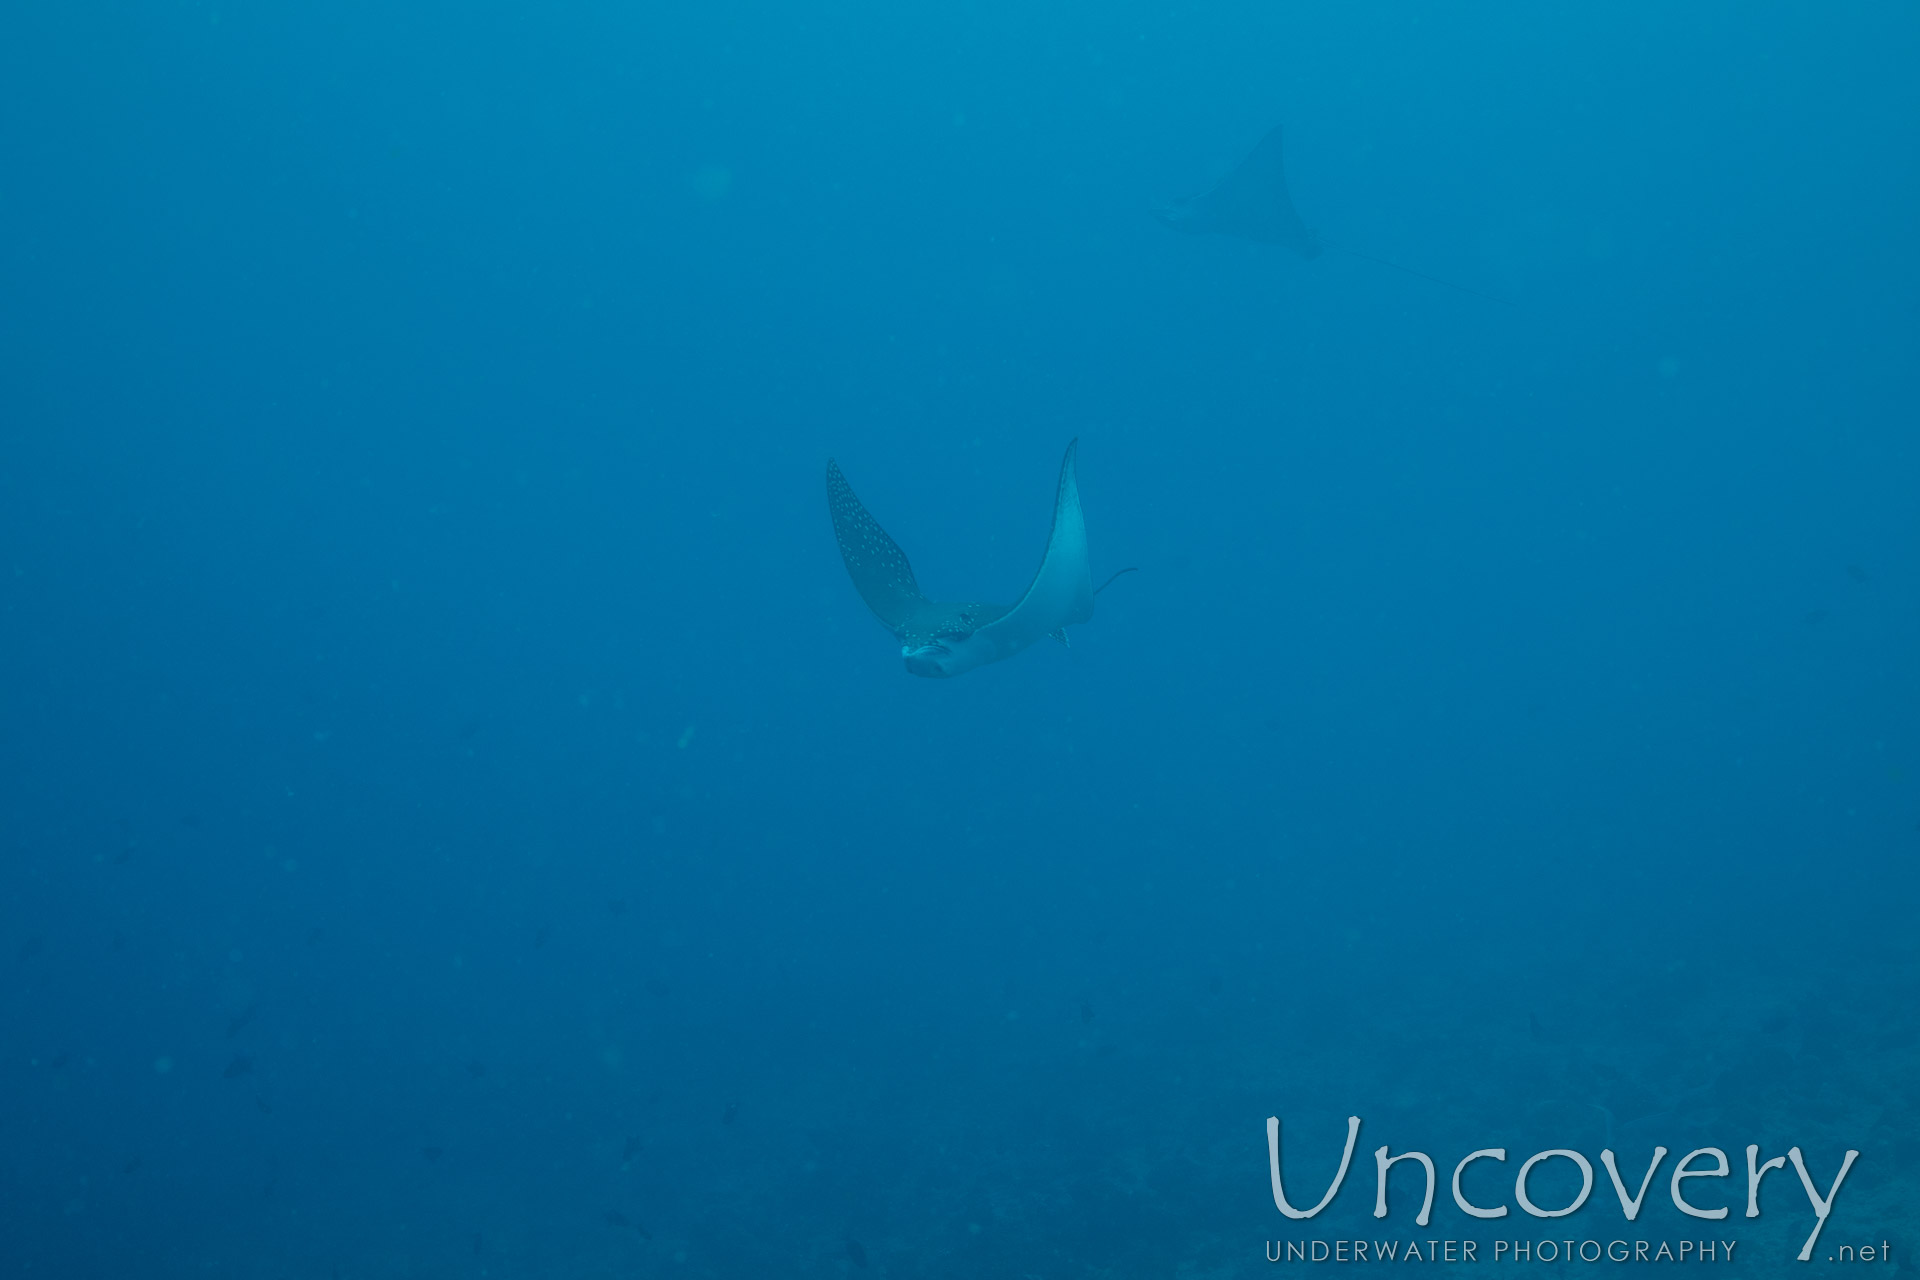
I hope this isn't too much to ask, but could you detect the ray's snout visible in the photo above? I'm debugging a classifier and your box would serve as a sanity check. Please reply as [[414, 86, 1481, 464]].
[[902, 644, 952, 678]]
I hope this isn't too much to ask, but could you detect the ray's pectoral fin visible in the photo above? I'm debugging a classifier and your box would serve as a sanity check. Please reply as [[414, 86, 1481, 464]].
[[826, 459, 928, 633], [962, 439, 1096, 666]]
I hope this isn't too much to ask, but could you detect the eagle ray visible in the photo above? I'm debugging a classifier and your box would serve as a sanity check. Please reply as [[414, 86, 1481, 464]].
[[826, 440, 1128, 678]]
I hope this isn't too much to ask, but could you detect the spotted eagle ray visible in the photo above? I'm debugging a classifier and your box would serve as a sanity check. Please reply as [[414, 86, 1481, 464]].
[[826, 440, 1131, 678], [1158, 126, 1511, 305]]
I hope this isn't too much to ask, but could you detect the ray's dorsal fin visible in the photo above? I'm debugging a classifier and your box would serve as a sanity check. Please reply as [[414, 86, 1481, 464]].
[[826, 459, 927, 632]]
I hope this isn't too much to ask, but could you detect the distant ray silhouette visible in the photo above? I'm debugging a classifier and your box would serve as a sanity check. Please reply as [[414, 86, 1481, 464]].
[[1159, 126, 1511, 306], [1157, 126, 1321, 257]]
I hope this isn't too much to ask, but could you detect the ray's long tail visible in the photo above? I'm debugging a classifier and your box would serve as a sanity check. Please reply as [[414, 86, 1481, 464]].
[[1319, 238, 1515, 308]]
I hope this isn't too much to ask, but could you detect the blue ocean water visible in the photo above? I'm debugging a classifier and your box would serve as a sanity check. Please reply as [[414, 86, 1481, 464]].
[[2, 1, 1916, 1274]]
